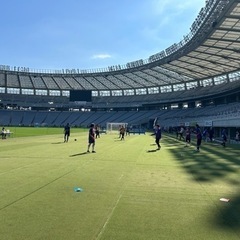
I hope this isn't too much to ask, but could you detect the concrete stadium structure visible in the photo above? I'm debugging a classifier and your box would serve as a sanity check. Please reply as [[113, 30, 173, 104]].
[[0, 0, 240, 138]]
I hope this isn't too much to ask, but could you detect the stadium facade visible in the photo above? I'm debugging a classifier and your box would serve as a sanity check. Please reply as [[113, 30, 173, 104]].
[[0, 0, 240, 138]]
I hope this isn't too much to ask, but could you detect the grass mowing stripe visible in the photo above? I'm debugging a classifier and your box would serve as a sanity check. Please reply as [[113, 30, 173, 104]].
[[0, 159, 48, 176], [0, 168, 76, 212], [96, 135, 150, 240]]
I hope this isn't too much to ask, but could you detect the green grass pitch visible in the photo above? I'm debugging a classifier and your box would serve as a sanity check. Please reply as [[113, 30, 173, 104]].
[[0, 128, 240, 240]]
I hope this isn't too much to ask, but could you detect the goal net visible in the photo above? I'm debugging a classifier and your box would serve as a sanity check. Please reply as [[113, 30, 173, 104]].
[[106, 122, 128, 134]]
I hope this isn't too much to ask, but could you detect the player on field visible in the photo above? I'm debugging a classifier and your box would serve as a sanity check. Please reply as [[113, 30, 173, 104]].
[[95, 125, 100, 138], [184, 127, 191, 147], [64, 123, 70, 142], [119, 125, 125, 140], [87, 123, 96, 153], [208, 127, 214, 142], [195, 124, 202, 152], [221, 128, 227, 147], [179, 126, 185, 141], [155, 124, 162, 150]]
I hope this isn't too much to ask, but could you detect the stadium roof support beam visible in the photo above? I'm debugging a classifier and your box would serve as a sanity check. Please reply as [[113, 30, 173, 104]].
[[151, 68, 189, 85], [184, 51, 239, 72], [166, 59, 215, 78]]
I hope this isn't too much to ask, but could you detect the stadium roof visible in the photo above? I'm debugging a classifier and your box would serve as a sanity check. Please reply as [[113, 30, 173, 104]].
[[142, 0, 240, 81]]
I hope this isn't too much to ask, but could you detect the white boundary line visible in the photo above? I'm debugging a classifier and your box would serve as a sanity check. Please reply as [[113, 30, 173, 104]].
[[96, 191, 123, 240]]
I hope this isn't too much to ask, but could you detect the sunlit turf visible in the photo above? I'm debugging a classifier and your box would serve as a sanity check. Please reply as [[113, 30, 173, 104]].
[[0, 132, 240, 240], [5, 126, 87, 138]]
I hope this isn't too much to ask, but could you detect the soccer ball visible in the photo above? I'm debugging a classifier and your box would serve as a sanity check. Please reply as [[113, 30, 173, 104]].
[[74, 139, 77, 141]]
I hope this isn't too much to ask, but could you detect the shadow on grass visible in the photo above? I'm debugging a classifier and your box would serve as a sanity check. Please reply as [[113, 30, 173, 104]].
[[146, 149, 158, 153], [69, 152, 88, 157], [164, 135, 239, 182], [212, 194, 240, 231], [52, 142, 64, 144], [163, 134, 240, 230]]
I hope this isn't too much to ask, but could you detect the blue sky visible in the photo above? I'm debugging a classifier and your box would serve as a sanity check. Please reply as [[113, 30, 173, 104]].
[[0, 0, 205, 71]]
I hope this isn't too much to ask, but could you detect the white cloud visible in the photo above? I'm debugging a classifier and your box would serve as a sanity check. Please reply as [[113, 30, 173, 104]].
[[91, 54, 111, 59]]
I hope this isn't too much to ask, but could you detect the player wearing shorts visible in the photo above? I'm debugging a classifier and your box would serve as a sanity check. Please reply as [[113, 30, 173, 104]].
[[64, 123, 70, 142], [87, 123, 96, 153]]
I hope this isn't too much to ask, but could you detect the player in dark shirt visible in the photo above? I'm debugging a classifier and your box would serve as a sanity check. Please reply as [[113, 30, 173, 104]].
[[95, 125, 100, 139], [87, 123, 96, 153], [221, 128, 227, 147], [155, 124, 162, 150], [64, 123, 70, 142], [120, 125, 125, 140], [208, 127, 214, 142], [195, 124, 202, 152]]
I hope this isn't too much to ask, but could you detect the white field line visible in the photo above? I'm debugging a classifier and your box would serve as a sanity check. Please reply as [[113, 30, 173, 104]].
[[96, 191, 123, 240]]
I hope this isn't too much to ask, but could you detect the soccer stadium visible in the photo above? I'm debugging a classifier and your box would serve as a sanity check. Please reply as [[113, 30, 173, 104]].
[[1, 0, 240, 239]]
